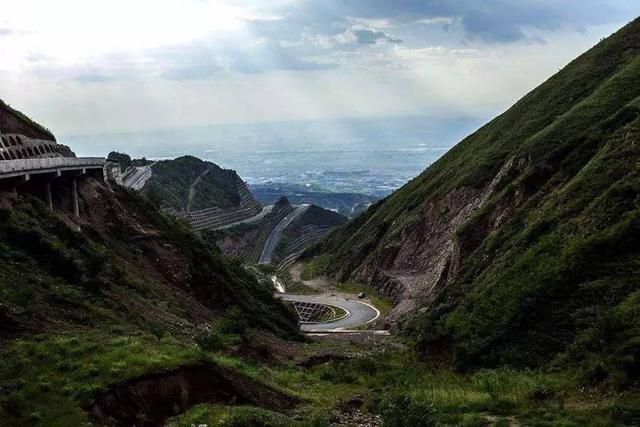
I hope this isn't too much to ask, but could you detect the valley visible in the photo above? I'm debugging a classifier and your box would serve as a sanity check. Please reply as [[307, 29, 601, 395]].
[[1, 14, 640, 427]]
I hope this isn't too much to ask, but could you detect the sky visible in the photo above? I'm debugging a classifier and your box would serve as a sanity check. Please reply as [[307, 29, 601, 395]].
[[1, 0, 639, 137]]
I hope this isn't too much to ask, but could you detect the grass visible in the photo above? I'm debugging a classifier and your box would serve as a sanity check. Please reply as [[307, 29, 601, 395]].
[[143, 155, 241, 211], [300, 255, 331, 281], [166, 404, 313, 427], [310, 17, 640, 375], [170, 348, 637, 427], [2, 326, 636, 426], [0, 333, 202, 426], [277, 268, 320, 295]]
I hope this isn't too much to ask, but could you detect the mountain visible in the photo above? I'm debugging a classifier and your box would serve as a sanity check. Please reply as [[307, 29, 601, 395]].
[[0, 180, 297, 339], [141, 156, 249, 212], [0, 99, 56, 141], [0, 162, 298, 425], [249, 183, 378, 218], [213, 198, 347, 269], [271, 205, 347, 269], [212, 196, 295, 262], [310, 18, 640, 377]]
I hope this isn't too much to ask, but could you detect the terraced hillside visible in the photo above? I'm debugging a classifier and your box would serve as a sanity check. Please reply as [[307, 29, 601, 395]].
[[214, 199, 346, 268], [272, 205, 346, 270], [212, 197, 294, 263], [311, 17, 640, 376], [119, 155, 264, 230], [142, 156, 245, 212]]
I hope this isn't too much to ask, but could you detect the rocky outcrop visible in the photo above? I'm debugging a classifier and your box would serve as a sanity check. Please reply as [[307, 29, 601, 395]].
[[352, 157, 525, 322]]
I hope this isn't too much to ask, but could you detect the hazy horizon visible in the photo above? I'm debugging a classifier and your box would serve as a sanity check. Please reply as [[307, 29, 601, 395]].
[[2, 0, 639, 138]]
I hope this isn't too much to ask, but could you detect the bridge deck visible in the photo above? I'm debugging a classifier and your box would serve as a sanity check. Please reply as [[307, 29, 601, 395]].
[[0, 157, 105, 179]]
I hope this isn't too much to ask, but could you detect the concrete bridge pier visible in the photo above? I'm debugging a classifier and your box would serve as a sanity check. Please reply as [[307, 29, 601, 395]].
[[71, 177, 79, 219], [45, 181, 52, 212]]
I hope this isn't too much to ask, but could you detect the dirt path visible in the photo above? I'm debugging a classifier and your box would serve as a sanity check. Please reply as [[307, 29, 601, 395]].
[[186, 169, 210, 212]]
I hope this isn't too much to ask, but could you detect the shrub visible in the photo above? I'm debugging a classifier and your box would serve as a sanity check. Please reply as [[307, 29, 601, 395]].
[[219, 307, 249, 335], [318, 363, 357, 384], [381, 395, 437, 427], [196, 330, 224, 352], [527, 384, 555, 404]]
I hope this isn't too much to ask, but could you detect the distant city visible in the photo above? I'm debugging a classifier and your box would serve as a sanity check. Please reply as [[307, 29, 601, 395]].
[[63, 114, 487, 198]]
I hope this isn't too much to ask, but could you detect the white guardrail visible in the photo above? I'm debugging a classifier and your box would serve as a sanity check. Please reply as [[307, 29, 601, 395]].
[[0, 157, 106, 179]]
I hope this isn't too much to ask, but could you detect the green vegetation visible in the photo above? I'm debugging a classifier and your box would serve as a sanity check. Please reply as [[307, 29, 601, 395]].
[[295, 205, 347, 228], [167, 404, 309, 427], [168, 348, 639, 426], [312, 17, 640, 381], [0, 187, 298, 339], [0, 182, 299, 425], [275, 268, 319, 295], [300, 254, 331, 281], [107, 151, 132, 172], [143, 155, 241, 211], [0, 98, 55, 140], [0, 333, 201, 425], [272, 205, 347, 265], [5, 18, 640, 427]]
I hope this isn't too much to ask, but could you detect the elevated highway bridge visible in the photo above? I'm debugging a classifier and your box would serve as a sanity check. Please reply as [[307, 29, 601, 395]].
[[0, 157, 110, 219]]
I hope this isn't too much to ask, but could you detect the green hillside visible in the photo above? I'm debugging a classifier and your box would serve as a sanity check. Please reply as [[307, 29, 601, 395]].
[[312, 18, 640, 381], [0, 179, 298, 425], [143, 156, 242, 211], [295, 205, 347, 228]]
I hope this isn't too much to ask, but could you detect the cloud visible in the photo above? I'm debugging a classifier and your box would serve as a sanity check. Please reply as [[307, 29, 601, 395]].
[[155, 38, 336, 80], [72, 74, 117, 83], [1, 0, 638, 135], [353, 29, 402, 45], [268, 0, 639, 44]]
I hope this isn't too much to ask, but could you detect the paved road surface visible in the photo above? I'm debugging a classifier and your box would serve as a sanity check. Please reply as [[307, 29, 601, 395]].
[[217, 205, 274, 230], [125, 166, 153, 190], [277, 293, 380, 332], [259, 205, 308, 264]]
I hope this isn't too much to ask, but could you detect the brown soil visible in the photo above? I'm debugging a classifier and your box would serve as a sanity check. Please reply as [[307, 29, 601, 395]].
[[88, 363, 299, 427]]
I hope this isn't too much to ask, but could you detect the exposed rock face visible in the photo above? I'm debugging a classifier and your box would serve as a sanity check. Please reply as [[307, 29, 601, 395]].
[[353, 158, 521, 322], [315, 18, 640, 369]]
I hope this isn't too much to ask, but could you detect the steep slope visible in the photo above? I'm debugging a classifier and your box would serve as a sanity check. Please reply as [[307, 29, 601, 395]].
[[0, 98, 55, 141], [272, 205, 347, 269], [0, 178, 300, 425], [0, 179, 297, 339], [312, 18, 640, 375], [213, 196, 294, 262], [142, 156, 243, 212]]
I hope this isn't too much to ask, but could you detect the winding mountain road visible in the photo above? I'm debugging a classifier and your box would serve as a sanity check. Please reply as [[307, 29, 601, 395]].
[[259, 204, 308, 264], [278, 293, 380, 332], [124, 165, 154, 190]]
